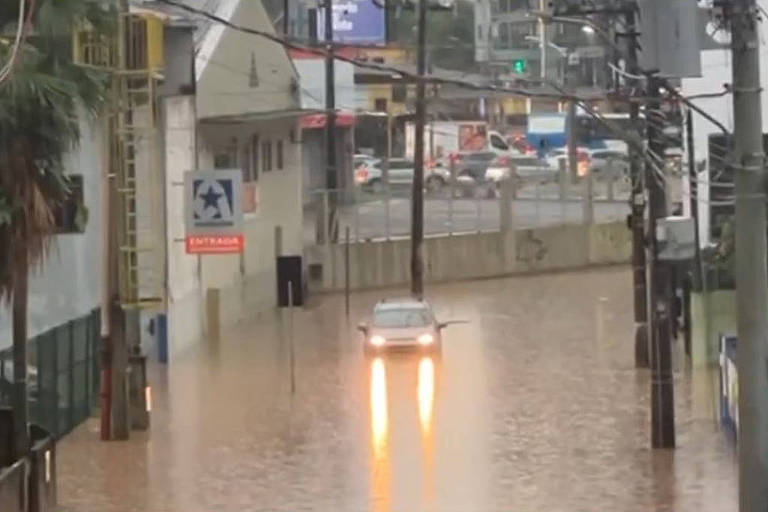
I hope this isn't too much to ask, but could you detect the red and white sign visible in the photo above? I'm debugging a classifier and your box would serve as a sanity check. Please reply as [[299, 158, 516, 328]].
[[185, 235, 244, 254], [299, 112, 356, 130]]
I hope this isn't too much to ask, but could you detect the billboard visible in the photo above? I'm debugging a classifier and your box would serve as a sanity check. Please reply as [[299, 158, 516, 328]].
[[317, 0, 387, 44]]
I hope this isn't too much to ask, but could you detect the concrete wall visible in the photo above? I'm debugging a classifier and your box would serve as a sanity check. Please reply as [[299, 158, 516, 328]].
[[691, 289, 736, 368], [308, 221, 631, 292], [0, 113, 105, 350], [161, 95, 205, 358]]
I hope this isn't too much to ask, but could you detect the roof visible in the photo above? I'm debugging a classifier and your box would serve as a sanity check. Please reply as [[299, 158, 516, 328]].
[[136, 0, 226, 45]]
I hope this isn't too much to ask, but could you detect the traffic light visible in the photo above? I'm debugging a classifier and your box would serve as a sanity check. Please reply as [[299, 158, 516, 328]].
[[513, 59, 527, 74]]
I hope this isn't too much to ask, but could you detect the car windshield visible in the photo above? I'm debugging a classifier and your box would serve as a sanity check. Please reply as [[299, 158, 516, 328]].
[[373, 308, 432, 328]]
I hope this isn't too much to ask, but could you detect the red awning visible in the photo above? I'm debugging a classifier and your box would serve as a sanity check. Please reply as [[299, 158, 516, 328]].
[[299, 112, 356, 130]]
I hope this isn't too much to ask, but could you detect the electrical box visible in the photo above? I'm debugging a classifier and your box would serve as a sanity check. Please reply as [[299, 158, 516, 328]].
[[656, 216, 696, 261]]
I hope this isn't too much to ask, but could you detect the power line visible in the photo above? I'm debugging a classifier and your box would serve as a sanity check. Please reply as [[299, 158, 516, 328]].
[[0, 0, 31, 85]]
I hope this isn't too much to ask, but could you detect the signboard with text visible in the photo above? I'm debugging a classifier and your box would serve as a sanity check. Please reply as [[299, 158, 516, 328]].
[[184, 169, 244, 254], [317, 0, 387, 44]]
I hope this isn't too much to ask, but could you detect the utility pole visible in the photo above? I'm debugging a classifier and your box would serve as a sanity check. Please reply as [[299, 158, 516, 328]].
[[729, 1, 768, 509], [646, 75, 674, 449], [324, 0, 338, 243], [109, 0, 131, 441], [685, 109, 702, 290], [411, 0, 427, 299], [538, 0, 547, 80], [623, 7, 649, 368]]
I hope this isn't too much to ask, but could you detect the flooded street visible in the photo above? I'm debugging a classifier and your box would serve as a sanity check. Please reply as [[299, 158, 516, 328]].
[[57, 267, 737, 512]]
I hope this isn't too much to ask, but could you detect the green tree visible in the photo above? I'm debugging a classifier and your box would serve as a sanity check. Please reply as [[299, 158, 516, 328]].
[[389, 0, 475, 71], [0, 0, 114, 458]]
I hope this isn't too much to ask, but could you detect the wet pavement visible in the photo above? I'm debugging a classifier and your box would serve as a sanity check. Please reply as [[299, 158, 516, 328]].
[[57, 267, 736, 512]]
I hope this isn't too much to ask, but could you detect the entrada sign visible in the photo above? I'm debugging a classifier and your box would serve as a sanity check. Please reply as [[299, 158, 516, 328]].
[[184, 169, 244, 254]]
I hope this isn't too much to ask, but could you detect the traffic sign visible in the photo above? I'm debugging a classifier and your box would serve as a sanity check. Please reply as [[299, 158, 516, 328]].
[[184, 169, 244, 254]]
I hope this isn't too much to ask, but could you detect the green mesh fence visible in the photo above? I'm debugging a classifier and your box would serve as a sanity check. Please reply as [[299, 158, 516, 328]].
[[0, 309, 101, 439]]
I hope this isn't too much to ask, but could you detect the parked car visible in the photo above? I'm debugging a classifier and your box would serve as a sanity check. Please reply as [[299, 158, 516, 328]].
[[355, 158, 451, 194], [354, 154, 379, 169], [453, 151, 499, 181], [357, 298, 461, 356], [486, 155, 556, 185], [589, 150, 629, 179], [0, 359, 39, 402], [545, 148, 592, 176]]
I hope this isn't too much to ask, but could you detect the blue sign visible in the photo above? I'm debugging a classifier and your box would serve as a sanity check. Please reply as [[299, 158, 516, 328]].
[[318, 0, 387, 44], [184, 169, 243, 236]]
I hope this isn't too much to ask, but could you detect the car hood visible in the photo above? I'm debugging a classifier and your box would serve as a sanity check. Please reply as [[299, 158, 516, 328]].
[[369, 326, 436, 339]]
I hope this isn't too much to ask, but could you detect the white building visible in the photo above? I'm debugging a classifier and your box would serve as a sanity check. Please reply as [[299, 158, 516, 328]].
[[147, 0, 306, 360]]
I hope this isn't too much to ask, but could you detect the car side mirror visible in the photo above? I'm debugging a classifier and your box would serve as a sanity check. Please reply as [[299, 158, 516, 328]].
[[438, 320, 468, 330], [357, 323, 369, 335]]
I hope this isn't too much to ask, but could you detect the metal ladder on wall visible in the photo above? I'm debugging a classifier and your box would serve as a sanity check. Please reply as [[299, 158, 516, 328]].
[[75, 12, 165, 309], [115, 13, 164, 309]]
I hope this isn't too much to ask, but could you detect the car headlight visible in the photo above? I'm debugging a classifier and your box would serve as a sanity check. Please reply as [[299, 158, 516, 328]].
[[370, 335, 386, 347], [418, 333, 434, 345]]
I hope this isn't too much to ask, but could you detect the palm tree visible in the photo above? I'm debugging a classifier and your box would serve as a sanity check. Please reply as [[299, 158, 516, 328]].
[[0, 0, 114, 459]]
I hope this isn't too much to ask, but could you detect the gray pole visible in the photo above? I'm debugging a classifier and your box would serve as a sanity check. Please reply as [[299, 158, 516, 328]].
[[411, 0, 427, 299], [646, 75, 675, 449], [324, 0, 338, 243], [344, 226, 350, 317], [730, 1, 768, 509], [567, 101, 578, 185], [625, 8, 649, 368]]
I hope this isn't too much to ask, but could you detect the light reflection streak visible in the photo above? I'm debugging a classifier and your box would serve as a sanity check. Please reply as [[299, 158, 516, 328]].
[[370, 357, 390, 512]]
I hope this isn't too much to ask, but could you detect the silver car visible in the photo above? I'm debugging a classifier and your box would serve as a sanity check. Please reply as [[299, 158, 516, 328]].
[[357, 299, 451, 356], [355, 158, 451, 195]]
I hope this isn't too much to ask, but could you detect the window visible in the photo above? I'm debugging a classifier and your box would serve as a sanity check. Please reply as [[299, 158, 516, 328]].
[[214, 139, 238, 169], [276, 140, 284, 170], [249, 135, 259, 181], [389, 159, 414, 169], [490, 134, 509, 151], [374, 98, 388, 112], [498, 0, 509, 12], [498, 22, 510, 47], [373, 308, 432, 328], [262, 140, 272, 172], [54, 175, 87, 234], [477, 25, 483, 40], [392, 84, 407, 103]]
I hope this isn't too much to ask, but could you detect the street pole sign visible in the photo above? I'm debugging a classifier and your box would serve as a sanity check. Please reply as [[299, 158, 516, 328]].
[[184, 169, 244, 254]]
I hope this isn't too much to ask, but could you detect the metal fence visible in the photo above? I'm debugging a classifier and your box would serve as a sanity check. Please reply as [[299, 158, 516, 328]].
[[0, 309, 100, 439], [304, 163, 631, 245]]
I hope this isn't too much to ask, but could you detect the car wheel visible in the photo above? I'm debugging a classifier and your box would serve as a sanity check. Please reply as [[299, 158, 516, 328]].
[[369, 179, 384, 195], [426, 176, 445, 195]]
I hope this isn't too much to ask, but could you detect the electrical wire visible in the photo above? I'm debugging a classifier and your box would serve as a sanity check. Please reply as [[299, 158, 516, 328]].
[[0, 0, 29, 85]]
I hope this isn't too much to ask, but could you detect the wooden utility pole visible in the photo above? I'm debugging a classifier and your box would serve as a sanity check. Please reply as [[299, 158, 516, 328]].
[[324, 0, 338, 243], [410, 0, 427, 299], [623, 7, 649, 368], [646, 75, 674, 449]]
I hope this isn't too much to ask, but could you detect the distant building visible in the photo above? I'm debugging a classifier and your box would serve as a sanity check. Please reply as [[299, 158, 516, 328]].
[[473, 0, 612, 94]]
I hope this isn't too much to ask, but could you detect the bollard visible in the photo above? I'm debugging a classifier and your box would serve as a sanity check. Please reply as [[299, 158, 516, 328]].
[[129, 348, 149, 431], [344, 227, 350, 317], [28, 424, 56, 512], [206, 288, 221, 342], [287, 282, 296, 395]]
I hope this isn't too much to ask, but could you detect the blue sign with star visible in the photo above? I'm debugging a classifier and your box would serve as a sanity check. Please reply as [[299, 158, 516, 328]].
[[185, 169, 243, 236]]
